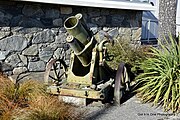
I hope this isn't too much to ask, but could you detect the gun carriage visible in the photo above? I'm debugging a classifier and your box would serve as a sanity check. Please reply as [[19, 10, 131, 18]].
[[44, 13, 130, 105]]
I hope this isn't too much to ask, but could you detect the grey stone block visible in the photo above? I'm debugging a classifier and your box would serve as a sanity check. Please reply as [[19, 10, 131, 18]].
[[108, 28, 119, 38], [10, 15, 23, 26], [91, 16, 106, 26], [111, 15, 124, 26], [18, 17, 44, 28], [87, 8, 100, 17], [22, 44, 38, 56], [41, 18, 53, 26], [0, 10, 12, 26], [32, 29, 55, 44], [0, 36, 28, 51], [45, 8, 60, 18], [60, 6, 72, 14], [51, 28, 59, 35], [0, 51, 9, 61], [19, 54, 28, 66], [53, 48, 65, 59], [5, 54, 21, 68], [39, 46, 54, 62], [55, 33, 67, 44], [49, 43, 64, 51], [13, 67, 27, 75], [22, 4, 44, 18], [28, 61, 45, 72], [53, 18, 63, 27], [101, 9, 110, 16], [28, 56, 39, 62], [0, 27, 10, 39], [1, 62, 13, 71], [13, 27, 43, 35]]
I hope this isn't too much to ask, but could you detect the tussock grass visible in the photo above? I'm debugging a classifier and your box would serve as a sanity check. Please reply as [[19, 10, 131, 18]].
[[0, 72, 84, 120], [23, 96, 82, 120]]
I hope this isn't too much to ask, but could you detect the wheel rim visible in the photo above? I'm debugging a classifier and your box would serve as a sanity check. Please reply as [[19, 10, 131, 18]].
[[114, 62, 130, 105], [44, 59, 67, 85]]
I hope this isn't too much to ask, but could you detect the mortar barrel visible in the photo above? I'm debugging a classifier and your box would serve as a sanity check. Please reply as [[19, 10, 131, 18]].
[[67, 35, 91, 66], [66, 35, 84, 54], [64, 15, 90, 46]]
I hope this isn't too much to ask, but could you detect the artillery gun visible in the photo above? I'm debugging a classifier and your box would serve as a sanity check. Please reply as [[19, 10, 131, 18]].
[[44, 13, 130, 105]]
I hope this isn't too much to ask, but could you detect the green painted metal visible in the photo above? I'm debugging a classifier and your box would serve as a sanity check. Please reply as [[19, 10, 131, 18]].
[[64, 14, 90, 46], [46, 13, 119, 102]]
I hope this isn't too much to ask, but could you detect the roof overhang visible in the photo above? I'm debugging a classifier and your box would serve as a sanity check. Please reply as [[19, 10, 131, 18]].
[[15, 0, 156, 11]]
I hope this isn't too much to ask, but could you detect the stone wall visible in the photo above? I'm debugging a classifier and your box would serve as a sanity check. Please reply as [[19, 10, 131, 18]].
[[0, 1, 142, 81]]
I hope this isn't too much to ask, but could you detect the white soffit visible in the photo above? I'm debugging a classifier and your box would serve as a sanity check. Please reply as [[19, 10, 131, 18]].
[[16, 0, 155, 11]]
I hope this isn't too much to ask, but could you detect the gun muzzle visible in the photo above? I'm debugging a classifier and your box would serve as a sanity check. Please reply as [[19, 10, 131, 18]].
[[64, 14, 90, 46]]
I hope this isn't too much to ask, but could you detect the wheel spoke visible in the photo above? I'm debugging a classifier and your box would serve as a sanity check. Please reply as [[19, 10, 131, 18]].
[[59, 72, 66, 79], [49, 75, 58, 81], [44, 58, 67, 85], [53, 64, 58, 79]]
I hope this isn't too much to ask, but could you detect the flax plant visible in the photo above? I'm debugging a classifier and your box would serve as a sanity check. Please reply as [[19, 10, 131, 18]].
[[136, 35, 180, 112]]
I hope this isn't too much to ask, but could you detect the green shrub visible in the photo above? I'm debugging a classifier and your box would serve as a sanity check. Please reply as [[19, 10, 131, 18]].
[[106, 39, 151, 75], [136, 35, 180, 112]]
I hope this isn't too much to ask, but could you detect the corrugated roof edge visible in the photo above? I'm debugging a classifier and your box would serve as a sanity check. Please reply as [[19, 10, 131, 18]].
[[15, 0, 156, 11]]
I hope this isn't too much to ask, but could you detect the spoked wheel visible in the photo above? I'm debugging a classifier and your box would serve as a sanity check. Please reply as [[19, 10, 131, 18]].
[[114, 62, 130, 105], [44, 58, 68, 85]]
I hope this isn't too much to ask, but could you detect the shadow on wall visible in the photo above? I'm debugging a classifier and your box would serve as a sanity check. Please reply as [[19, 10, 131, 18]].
[[0, 1, 142, 28], [0, 0, 142, 78]]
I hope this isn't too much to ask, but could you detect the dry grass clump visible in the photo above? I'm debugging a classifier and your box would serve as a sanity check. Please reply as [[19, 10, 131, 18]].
[[0, 72, 84, 120], [23, 96, 82, 120], [0, 72, 46, 120]]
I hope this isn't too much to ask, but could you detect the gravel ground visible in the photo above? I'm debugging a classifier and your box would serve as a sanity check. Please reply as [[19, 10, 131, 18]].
[[85, 93, 180, 120]]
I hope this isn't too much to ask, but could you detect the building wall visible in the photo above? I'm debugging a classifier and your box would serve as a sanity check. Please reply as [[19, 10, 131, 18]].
[[177, 0, 180, 36], [149, 0, 180, 37], [0, 1, 142, 81]]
